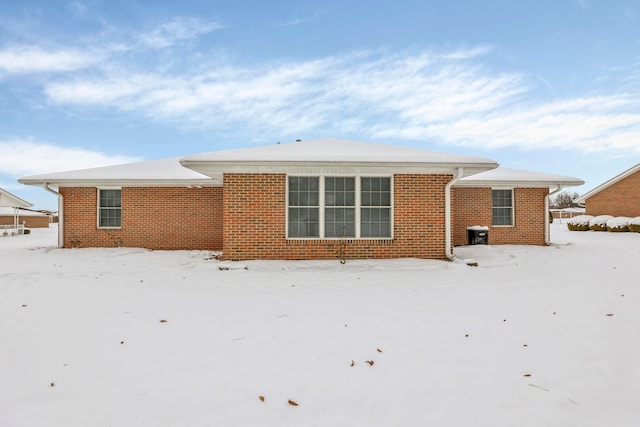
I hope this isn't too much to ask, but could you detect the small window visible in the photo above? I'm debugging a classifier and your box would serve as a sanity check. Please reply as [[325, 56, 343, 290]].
[[98, 189, 122, 228], [492, 189, 513, 226]]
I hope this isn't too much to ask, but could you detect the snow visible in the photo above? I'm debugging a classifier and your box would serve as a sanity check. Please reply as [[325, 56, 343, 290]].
[[567, 215, 593, 226], [589, 215, 613, 227], [2, 224, 640, 426], [181, 138, 499, 169], [467, 225, 489, 231], [457, 166, 584, 187], [0, 187, 32, 208], [607, 217, 631, 229], [631, 217, 640, 226], [0, 207, 49, 217], [18, 157, 215, 185]]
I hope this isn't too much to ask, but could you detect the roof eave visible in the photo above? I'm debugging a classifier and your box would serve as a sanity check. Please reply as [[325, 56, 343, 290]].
[[455, 179, 585, 188], [18, 178, 221, 187]]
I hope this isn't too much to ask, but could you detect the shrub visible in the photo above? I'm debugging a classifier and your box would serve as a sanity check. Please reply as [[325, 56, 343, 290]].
[[630, 217, 640, 233], [24, 229, 31, 235], [589, 215, 613, 231], [607, 217, 631, 232], [567, 215, 593, 231]]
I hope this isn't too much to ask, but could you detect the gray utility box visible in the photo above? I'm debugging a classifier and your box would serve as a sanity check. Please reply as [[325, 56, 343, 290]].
[[467, 227, 488, 245]]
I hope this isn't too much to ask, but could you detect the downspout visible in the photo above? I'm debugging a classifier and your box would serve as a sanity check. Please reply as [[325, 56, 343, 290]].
[[445, 168, 464, 260], [545, 185, 563, 245], [43, 184, 63, 248]]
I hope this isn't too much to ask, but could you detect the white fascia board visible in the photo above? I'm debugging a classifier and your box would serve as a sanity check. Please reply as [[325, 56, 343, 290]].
[[454, 179, 584, 189]]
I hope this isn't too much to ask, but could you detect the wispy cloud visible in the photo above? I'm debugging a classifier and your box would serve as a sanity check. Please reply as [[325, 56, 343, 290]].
[[43, 45, 640, 155], [138, 17, 222, 49], [4, 12, 639, 157], [0, 45, 100, 74], [0, 139, 141, 176]]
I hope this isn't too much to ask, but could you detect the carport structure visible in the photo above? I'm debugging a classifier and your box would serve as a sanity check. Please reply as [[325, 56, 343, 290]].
[[0, 188, 32, 235]]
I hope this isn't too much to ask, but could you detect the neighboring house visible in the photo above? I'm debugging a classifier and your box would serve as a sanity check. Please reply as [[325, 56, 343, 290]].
[[18, 139, 583, 260], [0, 188, 33, 232], [575, 163, 640, 217]]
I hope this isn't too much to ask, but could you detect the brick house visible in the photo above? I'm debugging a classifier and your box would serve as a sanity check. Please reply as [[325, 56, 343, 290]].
[[19, 139, 583, 260], [574, 163, 640, 217]]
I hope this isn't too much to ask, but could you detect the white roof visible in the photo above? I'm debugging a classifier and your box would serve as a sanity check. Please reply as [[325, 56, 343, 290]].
[[19, 157, 218, 187], [574, 163, 640, 204], [0, 207, 48, 216], [180, 138, 499, 179], [456, 167, 584, 188], [0, 188, 32, 208]]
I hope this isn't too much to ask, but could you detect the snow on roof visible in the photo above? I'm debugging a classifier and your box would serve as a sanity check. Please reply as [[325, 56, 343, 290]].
[[180, 138, 499, 178], [574, 162, 640, 204], [456, 167, 584, 188], [19, 157, 218, 187], [0, 188, 32, 208], [0, 207, 48, 216]]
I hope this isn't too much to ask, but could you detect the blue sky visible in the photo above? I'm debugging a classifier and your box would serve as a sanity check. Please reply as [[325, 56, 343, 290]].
[[1, 0, 639, 209]]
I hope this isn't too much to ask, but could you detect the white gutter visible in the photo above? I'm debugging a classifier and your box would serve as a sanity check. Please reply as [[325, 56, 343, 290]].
[[545, 185, 563, 245], [43, 184, 63, 248], [445, 168, 464, 260]]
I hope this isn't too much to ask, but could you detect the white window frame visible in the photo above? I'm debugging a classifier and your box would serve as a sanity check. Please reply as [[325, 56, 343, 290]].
[[97, 187, 122, 229], [491, 187, 514, 227], [286, 175, 394, 240]]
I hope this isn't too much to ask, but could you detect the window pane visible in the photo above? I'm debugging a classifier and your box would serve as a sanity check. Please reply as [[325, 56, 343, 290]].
[[361, 177, 391, 207], [325, 207, 355, 237], [289, 177, 319, 208], [361, 207, 391, 238], [325, 177, 355, 207], [288, 207, 319, 237], [100, 189, 121, 208]]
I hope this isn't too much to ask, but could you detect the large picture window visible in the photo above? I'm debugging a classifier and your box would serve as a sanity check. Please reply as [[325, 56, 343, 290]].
[[287, 176, 392, 239], [492, 189, 513, 226], [98, 188, 122, 228]]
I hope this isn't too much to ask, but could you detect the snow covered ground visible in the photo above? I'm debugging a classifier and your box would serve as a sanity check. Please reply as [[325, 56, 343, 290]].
[[1, 224, 639, 426]]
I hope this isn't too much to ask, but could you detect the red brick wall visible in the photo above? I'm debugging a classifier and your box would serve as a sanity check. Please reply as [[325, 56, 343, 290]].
[[452, 187, 548, 246], [222, 173, 452, 260], [60, 187, 223, 250], [0, 215, 50, 228], [585, 171, 640, 217]]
